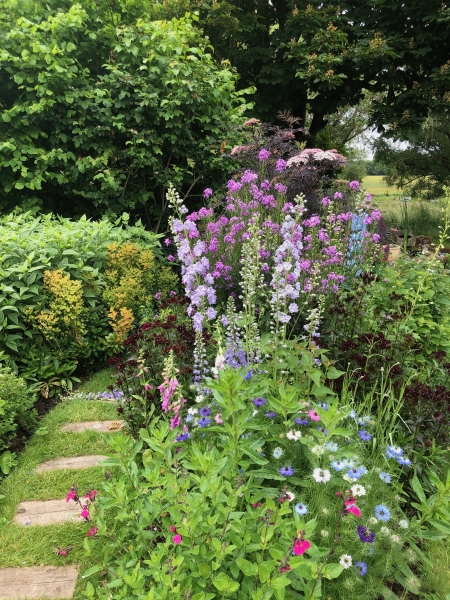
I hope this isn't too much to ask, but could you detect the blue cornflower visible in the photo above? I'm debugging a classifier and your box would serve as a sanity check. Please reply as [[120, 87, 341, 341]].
[[253, 397, 267, 407], [199, 406, 211, 417], [295, 418, 310, 426], [358, 430, 372, 442], [294, 503, 308, 516], [176, 433, 190, 442], [374, 504, 391, 522], [325, 442, 338, 452], [379, 472, 391, 483], [386, 445, 403, 459], [279, 466, 294, 477], [347, 467, 364, 480], [331, 460, 346, 472], [197, 417, 211, 428], [354, 561, 367, 576]]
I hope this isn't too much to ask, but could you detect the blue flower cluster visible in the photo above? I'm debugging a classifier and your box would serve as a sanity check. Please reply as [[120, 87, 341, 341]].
[[386, 445, 412, 466]]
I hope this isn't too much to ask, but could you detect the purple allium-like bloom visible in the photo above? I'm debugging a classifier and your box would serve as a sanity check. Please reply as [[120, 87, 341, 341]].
[[355, 561, 368, 576], [199, 406, 211, 417], [258, 148, 270, 161], [203, 188, 213, 198], [358, 430, 372, 442], [279, 466, 294, 476], [276, 158, 287, 171], [295, 418, 309, 425], [349, 180, 360, 190], [253, 397, 267, 406], [197, 417, 211, 428], [357, 526, 375, 543]]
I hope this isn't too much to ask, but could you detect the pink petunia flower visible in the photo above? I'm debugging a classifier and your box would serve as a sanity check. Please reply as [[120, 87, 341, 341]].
[[308, 410, 320, 421]]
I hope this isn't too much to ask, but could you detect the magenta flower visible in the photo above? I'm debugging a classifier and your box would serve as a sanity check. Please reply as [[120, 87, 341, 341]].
[[80, 506, 89, 519], [204, 188, 213, 198], [308, 410, 320, 421], [349, 180, 360, 190], [164, 238, 171, 246], [66, 490, 76, 503], [86, 526, 98, 537], [276, 158, 287, 171], [258, 148, 270, 161], [172, 534, 182, 544]]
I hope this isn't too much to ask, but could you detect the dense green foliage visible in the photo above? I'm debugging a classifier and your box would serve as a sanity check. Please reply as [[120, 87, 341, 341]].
[[0, 212, 170, 390], [0, 367, 36, 453], [0, 2, 250, 225], [375, 116, 450, 198]]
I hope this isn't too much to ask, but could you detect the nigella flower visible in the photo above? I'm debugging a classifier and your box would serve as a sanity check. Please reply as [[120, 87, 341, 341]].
[[358, 430, 372, 442], [258, 148, 270, 161], [197, 417, 211, 428], [273, 447, 283, 459], [374, 505, 391, 522], [253, 397, 266, 406], [325, 442, 338, 452], [294, 503, 308, 516], [199, 406, 211, 417], [354, 561, 368, 576], [295, 418, 309, 426], [318, 402, 328, 411], [386, 445, 403, 459], [279, 466, 294, 476], [331, 460, 346, 472], [397, 456, 412, 466], [176, 432, 190, 442], [379, 472, 391, 483], [265, 411, 277, 418], [346, 467, 364, 480], [357, 526, 375, 543]]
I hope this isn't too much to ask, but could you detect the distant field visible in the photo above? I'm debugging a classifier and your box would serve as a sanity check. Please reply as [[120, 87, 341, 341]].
[[362, 175, 403, 199]]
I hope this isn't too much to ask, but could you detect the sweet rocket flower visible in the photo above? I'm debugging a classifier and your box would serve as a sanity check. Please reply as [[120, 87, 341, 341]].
[[276, 158, 287, 172], [379, 472, 391, 483], [172, 534, 182, 544], [349, 180, 360, 190], [295, 503, 308, 516], [313, 468, 331, 483], [203, 188, 213, 198], [253, 397, 267, 406], [334, 191, 343, 200], [293, 540, 311, 555], [339, 554, 352, 569], [321, 196, 331, 207], [280, 466, 294, 476], [355, 561, 367, 576], [164, 238, 171, 246], [273, 447, 283, 459], [375, 505, 391, 522], [308, 410, 320, 421], [259, 148, 270, 161], [357, 526, 375, 543], [358, 430, 372, 441]]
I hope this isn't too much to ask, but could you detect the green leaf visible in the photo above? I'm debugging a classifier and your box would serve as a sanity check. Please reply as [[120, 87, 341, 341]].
[[410, 474, 427, 504], [321, 563, 343, 580], [198, 563, 211, 578], [236, 557, 257, 577]]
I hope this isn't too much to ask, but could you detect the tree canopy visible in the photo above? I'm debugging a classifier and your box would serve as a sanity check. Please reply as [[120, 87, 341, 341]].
[[0, 1, 250, 226]]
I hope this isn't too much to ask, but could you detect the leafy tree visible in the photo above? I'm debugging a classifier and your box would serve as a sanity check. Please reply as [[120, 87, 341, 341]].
[[150, 1, 450, 143], [374, 115, 450, 199], [0, 4, 250, 227]]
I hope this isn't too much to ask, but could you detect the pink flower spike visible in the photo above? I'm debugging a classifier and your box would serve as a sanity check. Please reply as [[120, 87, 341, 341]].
[[308, 410, 320, 421], [214, 413, 223, 424], [172, 534, 182, 544], [170, 525, 177, 533], [346, 505, 361, 518], [66, 490, 76, 503], [293, 540, 311, 555]]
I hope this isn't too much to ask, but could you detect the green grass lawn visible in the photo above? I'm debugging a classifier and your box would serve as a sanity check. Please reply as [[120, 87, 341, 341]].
[[0, 369, 120, 600]]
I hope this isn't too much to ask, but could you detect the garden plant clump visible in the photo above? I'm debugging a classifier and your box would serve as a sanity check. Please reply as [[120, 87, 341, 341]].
[[77, 154, 450, 600]]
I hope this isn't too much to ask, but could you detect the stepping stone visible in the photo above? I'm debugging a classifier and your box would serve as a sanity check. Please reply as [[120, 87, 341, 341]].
[[60, 420, 124, 433], [0, 565, 78, 599], [14, 499, 82, 526], [35, 455, 108, 473]]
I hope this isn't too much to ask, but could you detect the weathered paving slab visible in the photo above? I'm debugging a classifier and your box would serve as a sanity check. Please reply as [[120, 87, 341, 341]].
[[14, 499, 82, 526], [35, 455, 108, 472], [60, 420, 124, 433], [0, 565, 78, 599]]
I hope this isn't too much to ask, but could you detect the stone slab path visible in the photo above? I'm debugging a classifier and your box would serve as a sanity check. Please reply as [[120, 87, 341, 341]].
[[0, 565, 78, 599], [36, 455, 108, 472], [61, 420, 124, 433], [14, 499, 82, 526]]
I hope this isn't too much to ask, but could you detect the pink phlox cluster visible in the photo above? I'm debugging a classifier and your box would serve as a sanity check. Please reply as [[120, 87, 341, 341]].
[[275, 183, 287, 193], [302, 215, 321, 228], [241, 170, 259, 184]]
